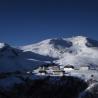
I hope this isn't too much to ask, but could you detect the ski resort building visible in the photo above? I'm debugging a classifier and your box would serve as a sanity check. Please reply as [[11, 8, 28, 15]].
[[79, 66, 89, 71], [63, 65, 74, 72], [79, 64, 98, 71], [33, 64, 65, 76], [32, 63, 98, 77]]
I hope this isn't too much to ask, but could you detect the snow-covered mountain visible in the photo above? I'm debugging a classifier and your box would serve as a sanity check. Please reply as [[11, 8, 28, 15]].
[[0, 36, 98, 72], [0, 43, 21, 72], [0, 43, 46, 72], [21, 36, 98, 67]]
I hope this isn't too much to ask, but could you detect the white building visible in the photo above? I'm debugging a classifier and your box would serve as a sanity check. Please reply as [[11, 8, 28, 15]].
[[64, 65, 74, 72], [52, 70, 64, 76], [79, 66, 89, 71]]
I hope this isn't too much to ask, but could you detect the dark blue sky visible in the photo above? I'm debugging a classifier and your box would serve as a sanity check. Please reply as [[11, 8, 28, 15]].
[[0, 0, 98, 46]]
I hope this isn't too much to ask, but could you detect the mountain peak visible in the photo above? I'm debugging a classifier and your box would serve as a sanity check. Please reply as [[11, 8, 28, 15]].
[[0, 43, 9, 48], [68, 36, 87, 46], [72, 36, 86, 38]]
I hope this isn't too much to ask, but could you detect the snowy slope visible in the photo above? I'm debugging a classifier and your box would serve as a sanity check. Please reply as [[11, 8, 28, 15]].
[[21, 36, 98, 67], [0, 43, 51, 72]]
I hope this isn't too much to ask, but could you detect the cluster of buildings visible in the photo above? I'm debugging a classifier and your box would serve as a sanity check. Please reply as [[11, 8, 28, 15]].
[[32, 63, 98, 76]]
